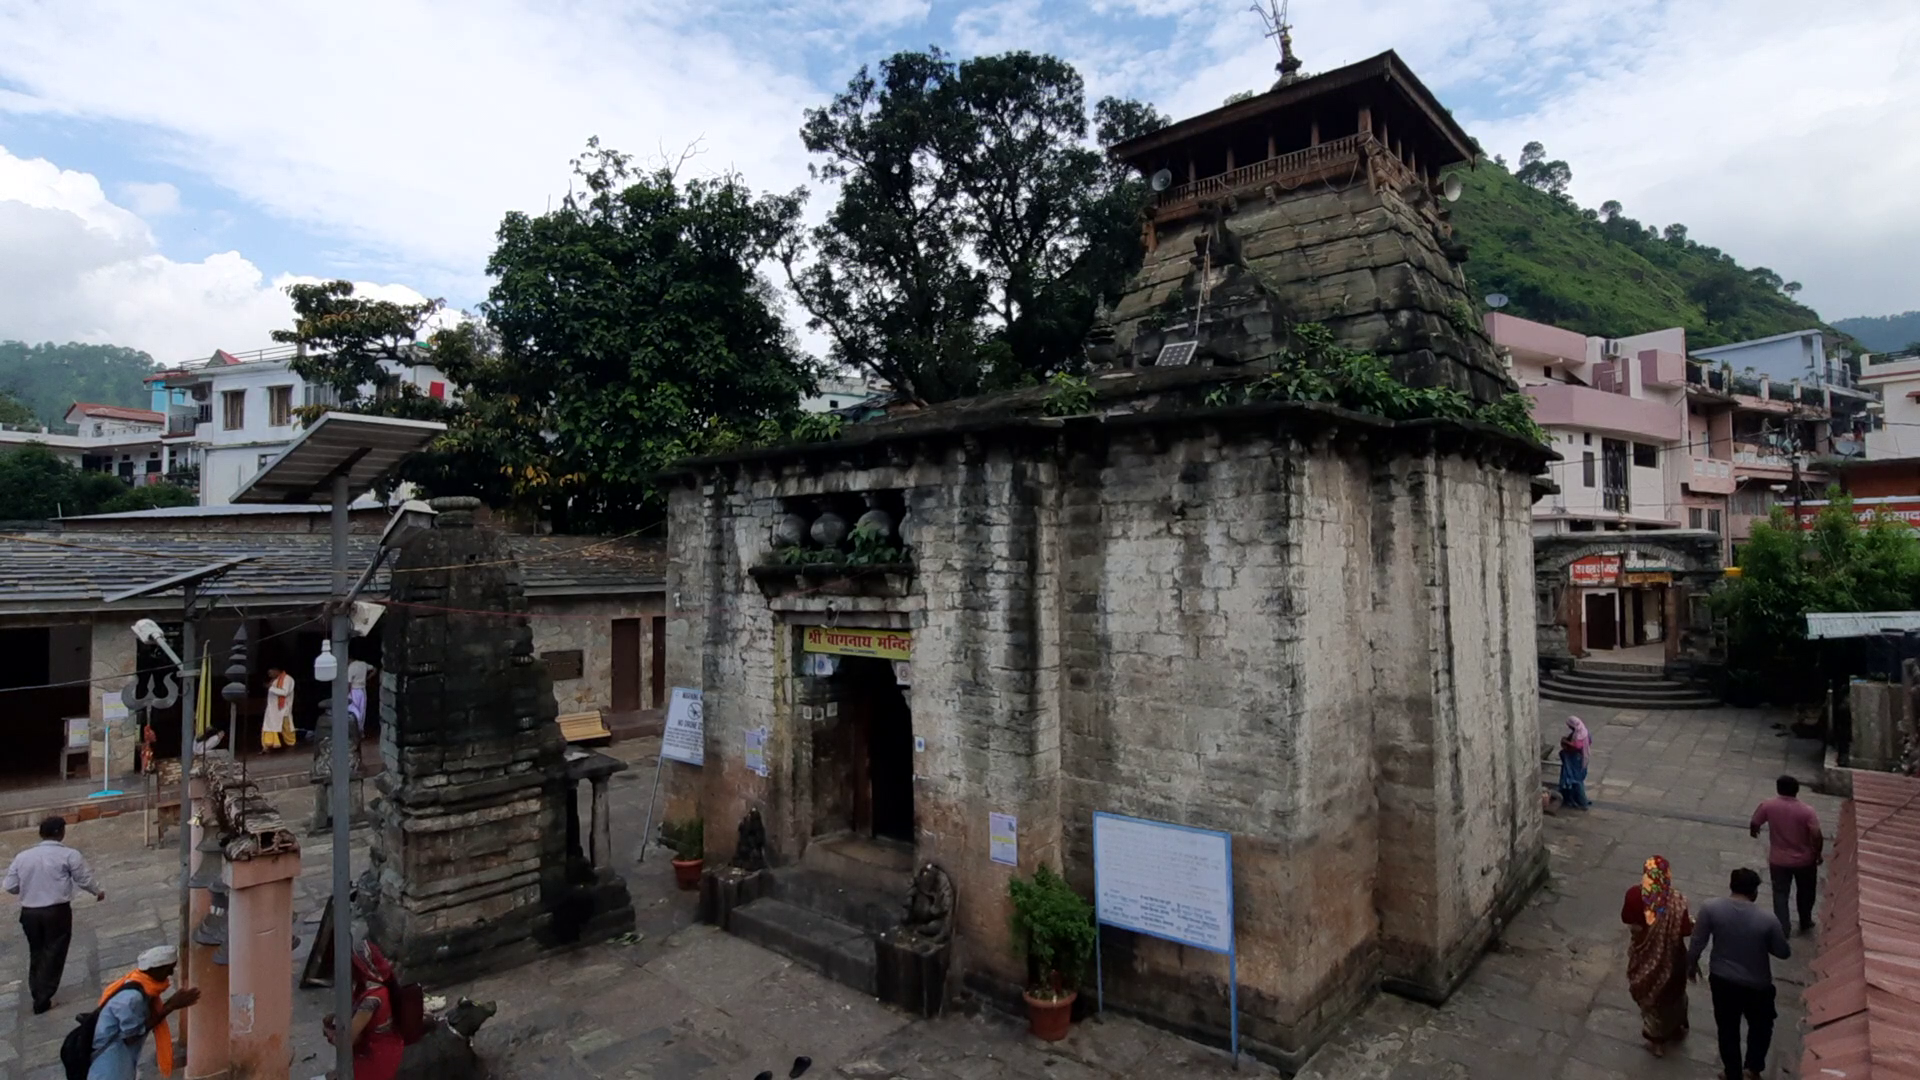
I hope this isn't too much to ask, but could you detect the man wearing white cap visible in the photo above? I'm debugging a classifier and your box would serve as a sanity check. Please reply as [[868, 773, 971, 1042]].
[[86, 945, 199, 1080]]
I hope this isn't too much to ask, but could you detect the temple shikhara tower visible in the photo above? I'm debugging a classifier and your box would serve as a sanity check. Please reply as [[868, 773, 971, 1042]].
[[1098, 50, 1511, 404]]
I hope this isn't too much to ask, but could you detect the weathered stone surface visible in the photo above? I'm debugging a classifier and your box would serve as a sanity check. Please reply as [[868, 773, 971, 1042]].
[[663, 393, 1543, 1064], [369, 505, 632, 983]]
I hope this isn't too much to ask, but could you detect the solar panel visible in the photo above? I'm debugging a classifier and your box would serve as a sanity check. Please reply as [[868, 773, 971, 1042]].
[[1155, 341, 1199, 367]]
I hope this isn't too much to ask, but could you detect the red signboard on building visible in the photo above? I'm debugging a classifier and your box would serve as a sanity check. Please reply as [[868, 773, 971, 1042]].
[[1568, 555, 1621, 587], [1792, 497, 1920, 530]]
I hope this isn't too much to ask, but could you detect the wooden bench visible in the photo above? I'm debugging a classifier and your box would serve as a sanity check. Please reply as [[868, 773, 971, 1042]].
[[557, 710, 611, 745]]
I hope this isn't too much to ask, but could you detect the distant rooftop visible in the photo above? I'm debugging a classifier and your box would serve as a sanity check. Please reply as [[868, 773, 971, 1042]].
[[68, 402, 164, 425]]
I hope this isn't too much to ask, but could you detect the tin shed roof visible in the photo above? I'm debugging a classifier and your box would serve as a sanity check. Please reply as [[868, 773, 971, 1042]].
[[1801, 770, 1920, 1080]]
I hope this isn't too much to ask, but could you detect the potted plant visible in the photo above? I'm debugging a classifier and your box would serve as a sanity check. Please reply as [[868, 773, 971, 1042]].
[[661, 818, 704, 890], [1008, 865, 1095, 1041]]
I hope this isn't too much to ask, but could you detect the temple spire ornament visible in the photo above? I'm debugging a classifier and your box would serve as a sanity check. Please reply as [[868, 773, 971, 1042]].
[[1252, 0, 1304, 86]]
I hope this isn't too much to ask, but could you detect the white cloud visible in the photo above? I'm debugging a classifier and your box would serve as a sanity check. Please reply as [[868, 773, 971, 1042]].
[[0, 145, 433, 365], [118, 181, 180, 217]]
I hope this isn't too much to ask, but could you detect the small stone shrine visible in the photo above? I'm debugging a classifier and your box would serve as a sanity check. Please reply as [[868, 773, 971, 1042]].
[[367, 496, 632, 983]]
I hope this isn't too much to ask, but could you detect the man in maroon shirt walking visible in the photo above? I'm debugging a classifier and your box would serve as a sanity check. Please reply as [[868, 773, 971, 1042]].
[[1749, 775, 1823, 937]]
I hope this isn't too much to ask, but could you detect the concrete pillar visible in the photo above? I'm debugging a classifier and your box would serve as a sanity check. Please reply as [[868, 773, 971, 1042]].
[[223, 852, 300, 1080], [590, 777, 612, 871], [89, 619, 138, 778], [186, 794, 230, 1080]]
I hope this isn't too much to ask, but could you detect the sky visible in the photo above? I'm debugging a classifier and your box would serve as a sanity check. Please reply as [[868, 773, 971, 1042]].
[[1, 0, 1916, 368]]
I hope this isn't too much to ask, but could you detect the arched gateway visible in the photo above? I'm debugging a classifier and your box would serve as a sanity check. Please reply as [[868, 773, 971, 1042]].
[[1533, 529, 1726, 677]]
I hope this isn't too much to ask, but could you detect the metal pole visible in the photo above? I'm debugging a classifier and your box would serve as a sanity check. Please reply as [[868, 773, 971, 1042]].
[[176, 586, 197, 1058], [637, 748, 667, 864], [329, 474, 354, 1080]]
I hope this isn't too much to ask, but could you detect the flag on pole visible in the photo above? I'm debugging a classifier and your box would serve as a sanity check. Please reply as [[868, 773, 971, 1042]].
[[196, 647, 211, 737]]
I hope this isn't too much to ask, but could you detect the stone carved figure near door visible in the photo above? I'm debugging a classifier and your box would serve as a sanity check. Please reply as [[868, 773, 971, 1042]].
[[732, 808, 769, 872], [902, 862, 954, 943]]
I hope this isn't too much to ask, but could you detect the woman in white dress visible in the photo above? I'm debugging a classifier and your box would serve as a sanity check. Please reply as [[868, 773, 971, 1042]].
[[261, 667, 296, 751]]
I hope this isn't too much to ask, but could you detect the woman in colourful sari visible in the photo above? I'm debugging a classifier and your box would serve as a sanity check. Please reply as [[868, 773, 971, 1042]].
[[1559, 716, 1592, 809], [1621, 855, 1693, 1056], [323, 940, 406, 1080]]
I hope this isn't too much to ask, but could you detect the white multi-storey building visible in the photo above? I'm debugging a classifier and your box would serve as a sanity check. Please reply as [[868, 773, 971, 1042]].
[[0, 403, 174, 489], [150, 346, 449, 506]]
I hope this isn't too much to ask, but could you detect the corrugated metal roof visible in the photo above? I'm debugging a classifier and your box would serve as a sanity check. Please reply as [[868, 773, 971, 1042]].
[[231, 412, 446, 505], [1806, 612, 1920, 640], [1801, 770, 1920, 1080], [0, 529, 665, 613]]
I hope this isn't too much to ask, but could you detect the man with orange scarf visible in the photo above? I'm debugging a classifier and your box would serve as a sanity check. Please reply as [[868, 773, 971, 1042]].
[[87, 945, 200, 1080]]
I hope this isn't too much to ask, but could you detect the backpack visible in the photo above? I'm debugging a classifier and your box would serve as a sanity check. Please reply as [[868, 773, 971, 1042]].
[[61, 983, 148, 1080]]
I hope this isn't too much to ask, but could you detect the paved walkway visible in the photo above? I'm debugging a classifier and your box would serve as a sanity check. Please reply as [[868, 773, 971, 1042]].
[[1296, 701, 1835, 1080], [0, 702, 1836, 1080]]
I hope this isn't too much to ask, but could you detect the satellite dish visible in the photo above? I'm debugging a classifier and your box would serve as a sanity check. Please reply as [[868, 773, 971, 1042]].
[[1485, 293, 1509, 309], [1149, 168, 1173, 192], [1441, 174, 1463, 202]]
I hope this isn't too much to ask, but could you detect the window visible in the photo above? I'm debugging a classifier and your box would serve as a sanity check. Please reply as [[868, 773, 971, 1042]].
[[1632, 442, 1658, 468], [267, 385, 293, 427], [222, 389, 246, 430], [1708, 509, 1722, 534], [1689, 508, 1703, 529], [1584, 433, 1593, 446], [1601, 438, 1630, 511], [1582, 452, 1596, 487], [1569, 520, 1596, 532]]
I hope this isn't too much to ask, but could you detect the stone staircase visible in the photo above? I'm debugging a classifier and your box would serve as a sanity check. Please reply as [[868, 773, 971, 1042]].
[[725, 835, 915, 997], [1540, 660, 1718, 710]]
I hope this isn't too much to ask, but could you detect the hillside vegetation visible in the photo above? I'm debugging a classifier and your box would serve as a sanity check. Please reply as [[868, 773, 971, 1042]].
[[0, 342, 158, 430], [1449, 154, 1849, 350], [1832, 311, 1920, 353]]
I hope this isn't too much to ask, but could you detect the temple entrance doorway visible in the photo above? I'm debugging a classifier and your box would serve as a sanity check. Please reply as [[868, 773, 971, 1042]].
[[841, 657, 914, 843]]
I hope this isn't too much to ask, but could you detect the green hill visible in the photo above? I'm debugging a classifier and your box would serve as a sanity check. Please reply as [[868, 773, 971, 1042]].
[[0, 342, 158, 430], [1832, 311, 1920, 353], [1448, 162, 1850, 350]]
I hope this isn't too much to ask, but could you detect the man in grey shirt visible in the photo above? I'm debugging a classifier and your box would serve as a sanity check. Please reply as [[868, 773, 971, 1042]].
[[1688, 867, 1790, 1080], [3, 816, 105, 1013]]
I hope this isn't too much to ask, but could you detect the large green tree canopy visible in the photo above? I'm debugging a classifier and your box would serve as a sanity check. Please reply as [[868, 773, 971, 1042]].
[[0, 444, 192, 520], [781, 49, 1165, 403]]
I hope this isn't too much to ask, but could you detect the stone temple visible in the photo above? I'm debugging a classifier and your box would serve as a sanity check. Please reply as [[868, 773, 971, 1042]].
[[661, 51, 1549, 1067]]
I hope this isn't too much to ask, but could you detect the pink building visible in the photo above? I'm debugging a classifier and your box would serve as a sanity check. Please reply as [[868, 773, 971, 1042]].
[[1488, 313, 1690, 534]]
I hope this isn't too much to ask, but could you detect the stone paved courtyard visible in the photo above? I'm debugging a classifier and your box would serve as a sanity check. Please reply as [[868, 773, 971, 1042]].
[[0, 698, 1834, 1080]]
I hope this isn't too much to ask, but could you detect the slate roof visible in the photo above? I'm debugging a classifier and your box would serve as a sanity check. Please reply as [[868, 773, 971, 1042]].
[[1801, 770, 1920, 1080], [0, 529, 666, 614], [70, 403, 165, 424]]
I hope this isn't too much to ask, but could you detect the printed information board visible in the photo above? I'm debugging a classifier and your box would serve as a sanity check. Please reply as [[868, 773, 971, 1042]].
[[662, 687, 705, 766], [1092, 812, 1234, 954]]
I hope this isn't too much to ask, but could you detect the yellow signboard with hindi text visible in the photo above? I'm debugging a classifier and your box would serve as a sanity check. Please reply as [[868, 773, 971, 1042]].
[[802, 626, 912, 661]]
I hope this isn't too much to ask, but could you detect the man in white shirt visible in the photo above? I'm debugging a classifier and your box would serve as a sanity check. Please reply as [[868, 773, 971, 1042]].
[[262, 667, 296, 751], [4, 816, 104, 1013]]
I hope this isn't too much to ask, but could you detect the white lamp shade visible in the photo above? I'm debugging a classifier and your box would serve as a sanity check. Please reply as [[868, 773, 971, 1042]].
[[313, 640, 339, 682]]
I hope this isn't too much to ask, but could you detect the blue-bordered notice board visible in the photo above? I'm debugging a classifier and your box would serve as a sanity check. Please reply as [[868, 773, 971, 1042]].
[[1091, 812, 1239, 1063]]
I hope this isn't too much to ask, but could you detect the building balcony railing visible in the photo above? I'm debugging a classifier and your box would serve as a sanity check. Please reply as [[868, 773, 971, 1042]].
[[1687, 456, 1736, 495], [1602, 487, 1630, 513], [1151, 132, 1417, 224], [1527, 382, 1681, 442]]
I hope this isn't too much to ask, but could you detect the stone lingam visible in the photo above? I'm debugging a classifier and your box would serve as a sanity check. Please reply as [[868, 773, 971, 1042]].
[[365, 496, 632, 984]]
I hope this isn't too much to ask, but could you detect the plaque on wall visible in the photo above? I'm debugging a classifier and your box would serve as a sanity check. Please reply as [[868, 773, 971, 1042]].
[[542, 649, 584, 680]]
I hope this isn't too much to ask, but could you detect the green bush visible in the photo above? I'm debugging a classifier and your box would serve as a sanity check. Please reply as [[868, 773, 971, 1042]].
[[1008, 865, 1096, 998], [660, 817, 704, 861]]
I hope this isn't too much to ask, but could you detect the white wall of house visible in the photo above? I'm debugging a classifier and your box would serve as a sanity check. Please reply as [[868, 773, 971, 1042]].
[[1860, 354, 1920, 459]]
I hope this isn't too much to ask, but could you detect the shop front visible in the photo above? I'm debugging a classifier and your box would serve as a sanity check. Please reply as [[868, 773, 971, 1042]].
[[1536, 531, 1726, 675]]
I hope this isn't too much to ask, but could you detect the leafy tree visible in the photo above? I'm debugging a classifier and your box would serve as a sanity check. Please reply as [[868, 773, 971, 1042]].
[[273, 281, 442, 421], [1599, 199, 1623, 221], [783, 49, 1165, 403], [1518, 141, 1545, 169], [1223, 90, 1256, 105], [0, 342, 158, 430], [1717, 491, 1920, 696], [0, 392, 37, 429], [481, 140, 817, 532], [0, 443, 180, 519], [1783, 281, 1803, 297], [1663, 223, 1689, 245]]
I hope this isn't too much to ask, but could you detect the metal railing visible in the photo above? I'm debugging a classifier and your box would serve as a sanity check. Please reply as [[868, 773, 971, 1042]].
[[1155, 132, 1397, 212]]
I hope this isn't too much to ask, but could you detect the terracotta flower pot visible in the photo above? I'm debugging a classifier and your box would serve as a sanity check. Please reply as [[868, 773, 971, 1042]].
[[1024, 988, 1076, 1042], [671, 857, 704, 891]]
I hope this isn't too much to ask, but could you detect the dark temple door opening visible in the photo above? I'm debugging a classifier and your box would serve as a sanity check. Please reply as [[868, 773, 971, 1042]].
[[843, 656, 914, 843]]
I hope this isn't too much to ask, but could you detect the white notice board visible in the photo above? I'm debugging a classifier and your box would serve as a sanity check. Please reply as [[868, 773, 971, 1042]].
[[1091, 812, 1234, 954], [662, 687, 705, 765]]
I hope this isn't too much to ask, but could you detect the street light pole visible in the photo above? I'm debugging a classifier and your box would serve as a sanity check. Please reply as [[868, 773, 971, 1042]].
[[176, 584, 197, 1058], [328, 473, 354, 1080]]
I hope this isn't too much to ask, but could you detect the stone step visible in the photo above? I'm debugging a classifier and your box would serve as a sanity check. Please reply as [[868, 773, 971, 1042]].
[[1540, 684, 1719, 710], [1571, 660, 1669, 677], [729, 897, 876, 996], [771, 865, 903, 935], [1542, 674, 1709, 701], [1561, 665, 1672, 683]]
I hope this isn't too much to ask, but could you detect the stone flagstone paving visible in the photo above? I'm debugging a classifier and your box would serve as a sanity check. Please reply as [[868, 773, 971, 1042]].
[[0, 699, 1834, 1079]]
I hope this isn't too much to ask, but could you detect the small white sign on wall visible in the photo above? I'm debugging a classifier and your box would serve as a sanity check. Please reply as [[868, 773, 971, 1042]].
[[989, 812, 1018, 866], [745, 727, 769, 777], [661, 687, 704, 766]]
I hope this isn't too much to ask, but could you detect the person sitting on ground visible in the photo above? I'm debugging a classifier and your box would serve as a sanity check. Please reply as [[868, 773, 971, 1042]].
[[87, 945, 200, 1080], [322, 940, 406, 1080]]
